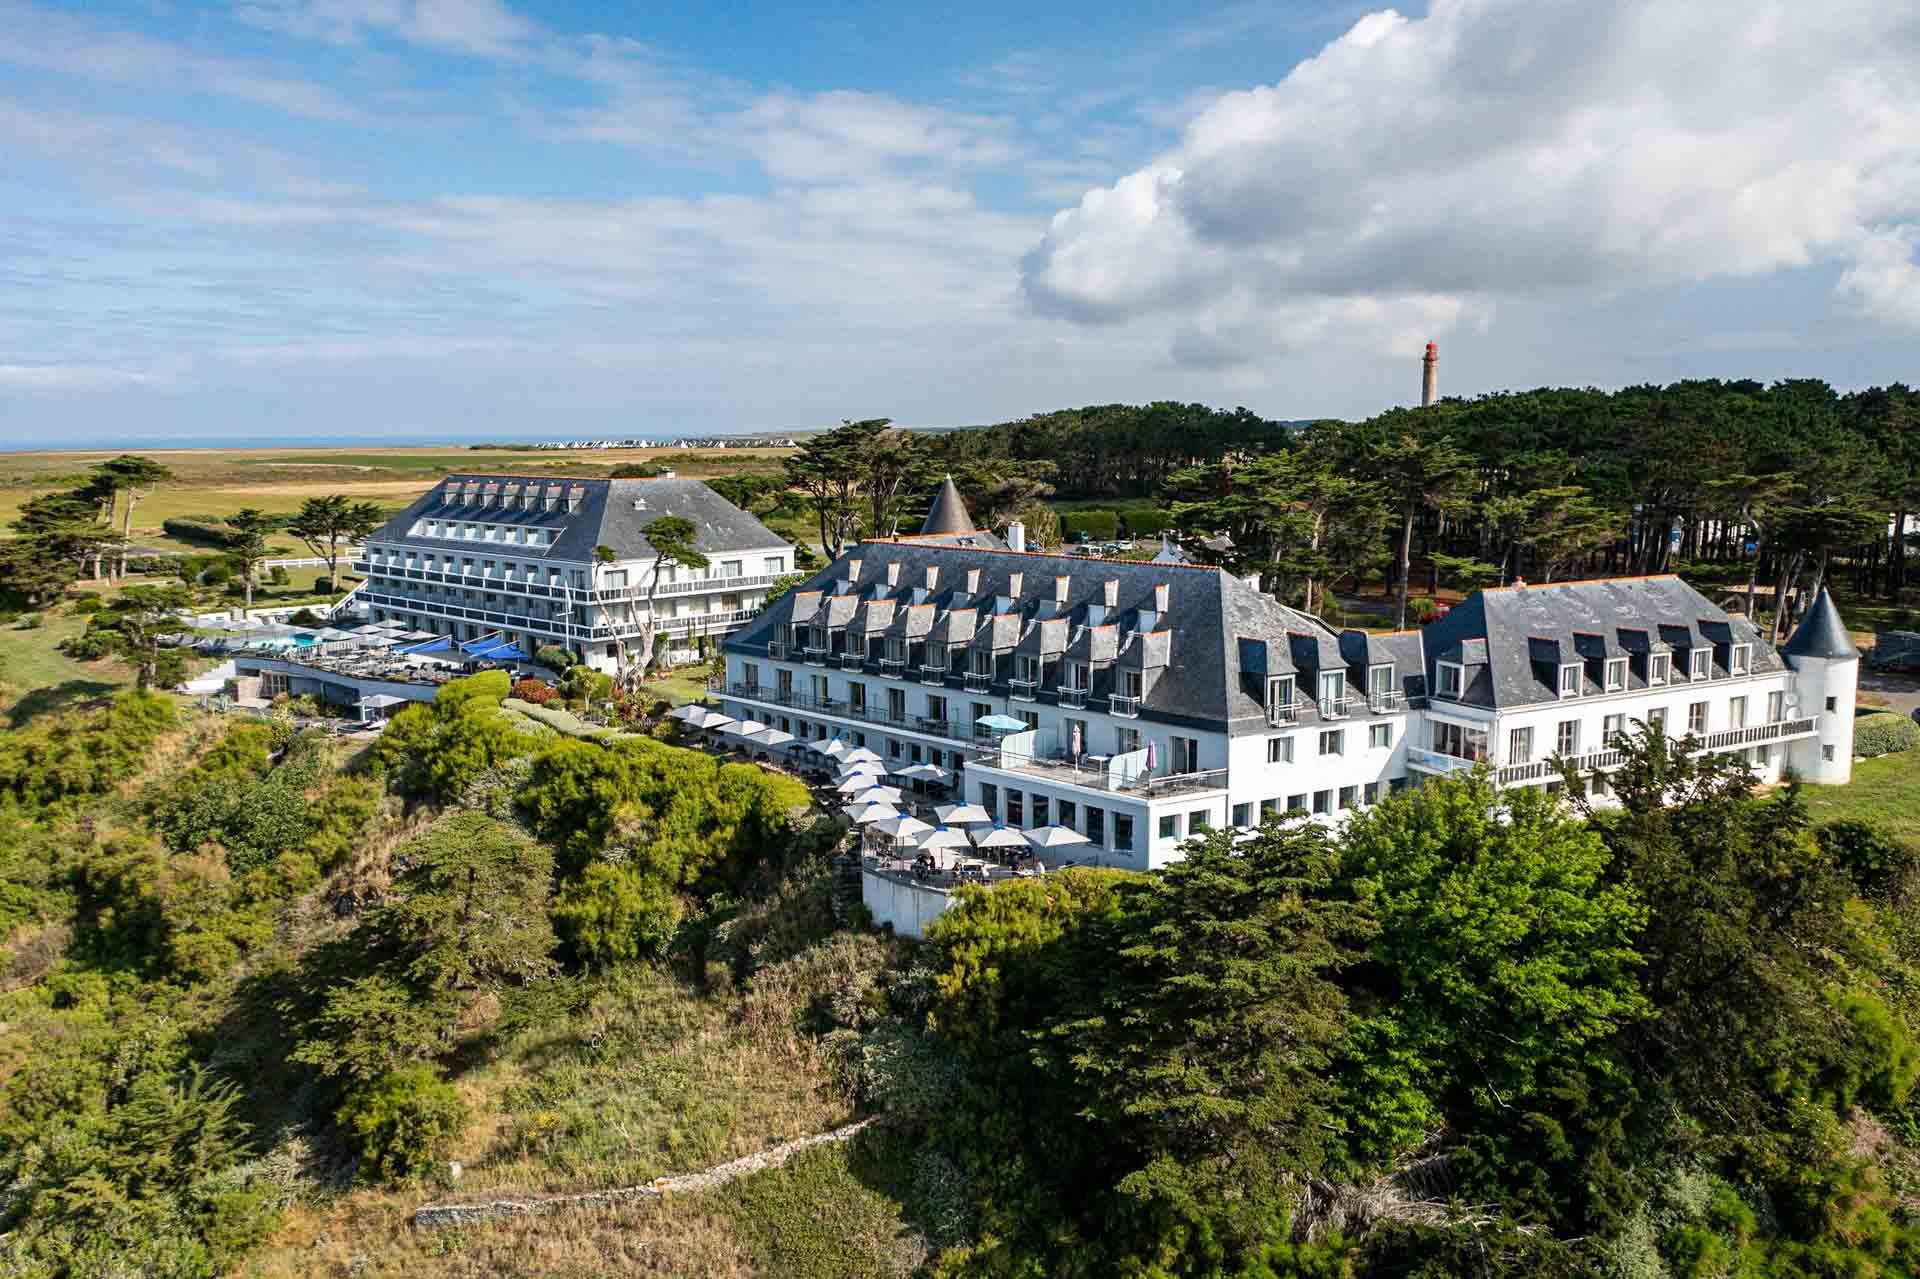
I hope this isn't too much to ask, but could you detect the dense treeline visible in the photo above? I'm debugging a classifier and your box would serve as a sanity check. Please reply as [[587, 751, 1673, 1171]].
[[833, 736, 1920, 1277], [0, 673, 818, 1275]]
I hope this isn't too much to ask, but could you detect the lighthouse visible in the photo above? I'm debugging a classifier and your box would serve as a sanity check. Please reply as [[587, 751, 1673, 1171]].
[[1781, 588, 1859, 785], [1420, 341, 1438, 407]]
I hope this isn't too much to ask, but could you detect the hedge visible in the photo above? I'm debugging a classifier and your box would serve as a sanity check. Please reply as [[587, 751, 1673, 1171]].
[[1060, 510, 1119, 541], [162, 517, 246, 548], [1854, 712, 1920, 758], [500, 698, 615, 739]]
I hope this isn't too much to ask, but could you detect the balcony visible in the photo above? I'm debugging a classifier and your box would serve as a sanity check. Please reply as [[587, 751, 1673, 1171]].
[[965, 671, 994, 692], [804, 645, 828, 667], [1365, 690, 1407, 714], [1107, 693, 1140, 718], [1406, 747, 1484, 778], [767, 641, 787, 660], [1059, 687, 1088, 709], [967, 741, 1227, 798], [838, 652, 868, 671], [1009, 677, 1039, 702], [918, 664, 951, 685], [721, 682, 975, 744], [878, 655, 906, 674], [1317, 696, 1350, 720], [1267, 701, 1300, 725]]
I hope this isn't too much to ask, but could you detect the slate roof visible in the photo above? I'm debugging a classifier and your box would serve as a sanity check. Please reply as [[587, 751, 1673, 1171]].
[[369, 475, 788, 563], [1782, 588, 1859, 660], [1419, 575, 1785, 709], [920, 476, 976, 536], [726, 540, 1337, 732]]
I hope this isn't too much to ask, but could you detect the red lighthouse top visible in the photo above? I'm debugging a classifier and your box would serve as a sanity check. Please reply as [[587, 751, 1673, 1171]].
[[1424, 341, 1437, 360]]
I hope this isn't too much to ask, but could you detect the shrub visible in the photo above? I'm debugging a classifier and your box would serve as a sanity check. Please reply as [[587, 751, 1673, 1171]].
[[534, 643, 577, 672], [337, 1065, 469, 1184], [1854, 711, 1920, 758], [511, 676, 556, 705], [1407, 597, 1442, 624], [554, 861, 683, 964], [162, 516, 246, 547], [59, 628, 115, 660], [560, 664, 613, 704], [1060, 509, 1119, 541], [65, 591, 106, 614], [1816, 820, 1920, 897], [267, 565, 289, 585], [313, 576, 335, 595]]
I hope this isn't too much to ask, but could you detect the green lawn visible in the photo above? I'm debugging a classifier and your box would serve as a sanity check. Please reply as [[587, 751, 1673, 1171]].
[[645, 667, 718, 706], [1801, 748, 1920, 847], [0, 612, 133, 725]]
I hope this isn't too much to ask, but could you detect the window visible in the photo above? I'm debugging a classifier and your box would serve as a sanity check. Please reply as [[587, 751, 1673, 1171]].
[[1688, 701, 1708, 734], [1603, 713, 1625, 743], [888, 737, 902, 758], [1559, 664, 1581, 698], [1729, 695, 1748, 728], [1233, 803, 1254, 827], [1319, 670, 1346, 712], [1267, 675, 1295, 717], [1114, 814, 1134, 852], [887, 688, 906, 720], [1690, 648, 1711, 680], [1260, 798, 1279, 819], [1339, 785, 1358, 810], [1767, 690, 1785, 722], [764, 556, 784, 574], [1363, 781, 1381, 805], [1312, 790, 1332, 815], [1006, 789, 1024, 827], [742, 661, 759, 690], [720, 559, 743, 577], [1648, 652, 1671, 685], [1825, 695, 1838, 713], [1032, 795, 1049, 829], [1730, 644, 1751, 675], [1086, 807, 1105, 846], [1190, 810, 1211, 832], [1509, 726, 1534, 764], [1823, 744, 1836, 762], [926, 694, 948, 723], [1319, 729, 1345, 756], [1268, 735, 1294, 764], [1436, 663, 1464, 698], [1369, 723, 1392, 750], [1115, 726, 1141, 755], [926, 642, 947, 670], [1605, 657, 1627, 691], [1647, 706, 1668, 734], [1390, 776, 1410, 794], [1057, 800, 1076, 830], [1432, 721, 1489, 761], [978, 782, 998, 814], [848, 682, 865, 711], [1755, 744, 1772, 766], [1015, 655, 1039, 685], [1288, 794, 1309, 813], [1065, 662, 1088, 690], [1556, 719, 1580, 756], [776, 668, 793, 696]]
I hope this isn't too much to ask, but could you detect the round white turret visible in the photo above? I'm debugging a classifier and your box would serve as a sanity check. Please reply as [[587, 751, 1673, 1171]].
[[1781, 588, 1859, 786]]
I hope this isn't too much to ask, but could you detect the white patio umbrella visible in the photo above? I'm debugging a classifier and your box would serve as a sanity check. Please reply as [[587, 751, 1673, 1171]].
[[872, 814, 932, 841], [845, 801, 900, 822], [668, 704, 706, 722], [971, 826, 1029, 849], [852, 785, 904, 806], [1024, 824, 1091, 849], [841, 747, 884, 766], [838, 762, 887, 781], [746, 727, 796, 748], [894, 762, 949, 782], [723, 719, 768, 737], [836, 772, 887, 793], [935, 802, 992, 825], [692, 709, 735, 731], [915, 826, 972, 851], [821, 739, 853, 759]]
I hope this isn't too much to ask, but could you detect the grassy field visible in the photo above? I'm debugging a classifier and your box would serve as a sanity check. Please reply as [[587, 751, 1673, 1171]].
[[1801, 747, 1920, 848], [0, 611, 132, 725], [0, 445, 794, 556]]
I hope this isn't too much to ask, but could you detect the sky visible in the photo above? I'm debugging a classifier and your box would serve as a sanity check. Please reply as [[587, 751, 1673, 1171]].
[[3, 0, 1919, 447]]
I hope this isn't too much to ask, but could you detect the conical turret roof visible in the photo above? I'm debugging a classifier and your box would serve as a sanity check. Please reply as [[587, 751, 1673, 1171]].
[[1782, 588, 1858, 660], [919, 475, 976, 536]]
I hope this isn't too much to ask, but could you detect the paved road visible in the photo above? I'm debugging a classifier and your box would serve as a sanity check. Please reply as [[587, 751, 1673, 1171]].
[[1859, 668, 1920, 721]]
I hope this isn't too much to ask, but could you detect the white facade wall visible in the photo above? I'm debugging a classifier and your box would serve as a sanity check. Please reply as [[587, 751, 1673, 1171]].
[[862, 867, 957, 939], [1784, 654, 1859, 784]]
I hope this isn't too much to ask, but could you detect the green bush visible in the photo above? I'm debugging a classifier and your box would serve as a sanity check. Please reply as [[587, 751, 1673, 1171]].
[[337, 1065, 469, 1184], [59, 628, 115, 659], [267, 565, 290, 585], [65, 591, 106, 614], [1854, 712, 1920, 758], [1816, 820, 1920, 897], [1407, 597, 1441, 624], [1059, 509, 1119, 541], [554, 861, 683, 963], [534, 643, 577, 672], [502, 697, 613, 739], [162, 516, 246, 548], [561, 664, 614, 704]]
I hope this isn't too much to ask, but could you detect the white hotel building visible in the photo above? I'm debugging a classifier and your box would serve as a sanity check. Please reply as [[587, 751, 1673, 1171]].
[[355, 474, 793, 671], [719, 503, 1854, 872]]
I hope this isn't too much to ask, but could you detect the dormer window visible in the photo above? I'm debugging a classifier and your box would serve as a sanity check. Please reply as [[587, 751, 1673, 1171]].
[[1730, 644, 1751, 675], [1559, 663, 1581, 698], [1267, 675, 1295, 710], [1648, 652, 1670, 685], [1436, 662, 1464, 698], [1690, 648, 1711, 680], [849, 631, 867, 656], [1605, 657, 1627, 691], [1066, 662, 1088, 690], [926, 642, 948, 669], [971, 649, 991, 675]]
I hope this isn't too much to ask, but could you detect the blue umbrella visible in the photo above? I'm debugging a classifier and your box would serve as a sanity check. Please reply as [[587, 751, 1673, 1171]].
[[975, 713, 1029, 733]]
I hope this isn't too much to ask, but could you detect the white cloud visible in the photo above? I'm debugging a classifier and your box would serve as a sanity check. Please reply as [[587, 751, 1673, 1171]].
[[0, 364, 161, 391], [234, 0, 535, 56], [1024, 0, 1920, 366], [0, 1, 358, 119]]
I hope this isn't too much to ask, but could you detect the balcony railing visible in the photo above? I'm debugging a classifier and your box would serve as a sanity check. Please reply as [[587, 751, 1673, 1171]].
[[722, 682, 976, 743], [879, 655, 906, 673], [1059, 687, 1088, 709], [1406, 747, 1484, 777], [767, 641, 786, 660], [967, 742, 1227, 798], [1009, 677, 1039, 702], [1267, 701, 1299, 725], [1107, 693, 1140, 718], [918, 664, 950, 684], [1317, 696, 1350, 720], [803, 645, 828, 666], [1365, 690, 1407, 714], [1416, 715, 1820, 788], [838, 652, 868, 670]]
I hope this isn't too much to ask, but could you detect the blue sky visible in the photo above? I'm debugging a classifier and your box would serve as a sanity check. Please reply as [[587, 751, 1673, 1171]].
[[3, 0, 1918, 446]]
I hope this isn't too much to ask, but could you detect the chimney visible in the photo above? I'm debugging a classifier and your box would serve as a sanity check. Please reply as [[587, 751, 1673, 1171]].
[[1007, 520, 1026, 553], [885, 563, 901, 587], [925, 565, 940, 591], [965, 568, 981, 593], [1054, 574, 1070, 603], [1103, 578, 1119, 607], [1421, 340, 1438, 408], [1008, 571, 1023, 597], [1154, 582, 1169, 613], [847, 557, 863, 584]]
